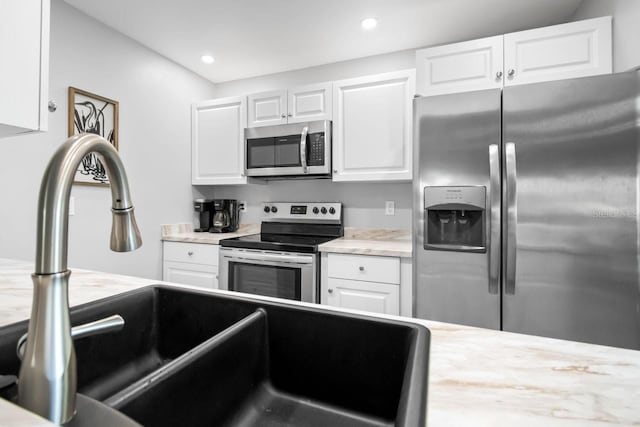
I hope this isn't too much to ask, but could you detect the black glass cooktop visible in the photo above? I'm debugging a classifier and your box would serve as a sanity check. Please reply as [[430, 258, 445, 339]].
[[220, 233, 338, 253]]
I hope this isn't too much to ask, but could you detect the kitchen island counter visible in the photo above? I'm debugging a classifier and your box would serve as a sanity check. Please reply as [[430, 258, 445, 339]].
[[0, 258, 638, 426]]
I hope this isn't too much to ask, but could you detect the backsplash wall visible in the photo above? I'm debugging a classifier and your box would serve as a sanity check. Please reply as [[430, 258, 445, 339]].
[[194, 181, 412, 230]]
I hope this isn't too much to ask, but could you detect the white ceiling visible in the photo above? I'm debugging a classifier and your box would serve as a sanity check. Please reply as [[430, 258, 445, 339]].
[[64, 0, 583, 84]]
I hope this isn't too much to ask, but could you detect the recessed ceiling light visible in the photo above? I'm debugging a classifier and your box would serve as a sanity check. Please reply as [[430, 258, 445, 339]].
[[201, 55, 215, 64], [361, 18, 377, 30]]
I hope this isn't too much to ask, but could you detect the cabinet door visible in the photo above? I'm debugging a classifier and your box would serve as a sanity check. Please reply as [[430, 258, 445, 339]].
[[287, 82, 332, 123], [192, 96, 247, 185], [332, 70, 414, 182], [504, 17, 612, 86], [326, 278, 399, 315], [0, 0, 49, 137], [415, 35, 503, 97], [247, 90, 287, 128], [163, 261, 218, 290]]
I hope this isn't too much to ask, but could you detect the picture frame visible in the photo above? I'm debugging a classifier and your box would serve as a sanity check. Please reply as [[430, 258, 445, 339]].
[[68, 87, 119, 186]]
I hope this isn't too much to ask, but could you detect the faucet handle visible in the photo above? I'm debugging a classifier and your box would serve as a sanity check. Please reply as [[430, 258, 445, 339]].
[[17, 315, 125, 360]]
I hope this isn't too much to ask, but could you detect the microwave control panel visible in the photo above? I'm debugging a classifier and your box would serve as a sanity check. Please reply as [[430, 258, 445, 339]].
[[307, 133, 325, 166]]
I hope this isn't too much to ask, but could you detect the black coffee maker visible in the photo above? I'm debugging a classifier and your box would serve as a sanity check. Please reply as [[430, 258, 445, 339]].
[[211, 199, 239, 233], [193, 199, 214, 232]]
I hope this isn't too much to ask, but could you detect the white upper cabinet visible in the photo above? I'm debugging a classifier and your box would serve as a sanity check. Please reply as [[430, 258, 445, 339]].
[[332, 70, 415, 182], [416, 36, 503, 96], [0, 0, 50, 138], [247, 90, 287, 127], [248, 83, 332, 127], [416, 17, 612, 96], [192, 96, 247, 185], [503, 17, 612, 86], [287, 82, 332, 124]]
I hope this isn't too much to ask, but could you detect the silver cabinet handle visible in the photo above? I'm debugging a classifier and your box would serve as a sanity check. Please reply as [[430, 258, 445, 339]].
[[507, 69, 515, 77], [280, 113, 286, 118], [488, 144, 501, 294], [504, 142, 518, 295], [328, 288, 333, 293], [359, 266, 364, 271], [187, 251, 194, 256], [300, 126, 309, 171], [333, 169, 338, 174], [287, 113, 292, 117], [496, 71, 503, 79]]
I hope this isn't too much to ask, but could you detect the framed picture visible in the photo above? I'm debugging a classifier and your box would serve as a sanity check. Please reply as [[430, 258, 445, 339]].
[[68, 87, 119, 186]]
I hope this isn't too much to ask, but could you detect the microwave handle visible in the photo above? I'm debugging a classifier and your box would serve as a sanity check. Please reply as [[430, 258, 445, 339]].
[[300, 126, 308, 172]]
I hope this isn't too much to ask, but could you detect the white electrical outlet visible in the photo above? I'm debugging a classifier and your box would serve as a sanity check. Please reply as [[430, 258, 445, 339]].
[[385, 201, 395, 215], [239, 201, 247, 212], [69, 196, 75, 216]]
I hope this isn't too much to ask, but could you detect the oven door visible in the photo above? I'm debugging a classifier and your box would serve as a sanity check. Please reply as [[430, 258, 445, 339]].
[[218, 247, 317, 303]]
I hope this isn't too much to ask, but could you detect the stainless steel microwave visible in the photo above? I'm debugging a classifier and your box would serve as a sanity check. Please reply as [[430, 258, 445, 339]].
[[245, 120, 331, 178]]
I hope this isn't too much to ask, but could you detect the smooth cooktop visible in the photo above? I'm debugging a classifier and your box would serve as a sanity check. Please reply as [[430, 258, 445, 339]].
[[219, 233, 338, 253]]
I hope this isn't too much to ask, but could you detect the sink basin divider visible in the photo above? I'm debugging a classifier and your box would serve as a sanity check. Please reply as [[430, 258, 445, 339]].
[[102, 308, 267, 409]]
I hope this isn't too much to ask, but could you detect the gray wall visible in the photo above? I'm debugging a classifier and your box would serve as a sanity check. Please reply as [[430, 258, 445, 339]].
[[572, 0, 640, 72], [0, 0, 216, 278], [203, 50, 416, 231]]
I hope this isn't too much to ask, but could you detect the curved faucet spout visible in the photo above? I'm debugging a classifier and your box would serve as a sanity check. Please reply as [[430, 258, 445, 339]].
[[18, 133, 142, 424], [34, 133, 141, 274]]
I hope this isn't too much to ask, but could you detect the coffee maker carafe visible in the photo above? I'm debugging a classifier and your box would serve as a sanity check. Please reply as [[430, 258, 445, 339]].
[[211, 199, 239, 233], [193, 199, 214, 232]]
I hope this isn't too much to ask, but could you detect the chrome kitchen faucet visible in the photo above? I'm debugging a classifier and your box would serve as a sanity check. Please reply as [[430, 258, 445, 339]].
[[18, 133, 142, 424]]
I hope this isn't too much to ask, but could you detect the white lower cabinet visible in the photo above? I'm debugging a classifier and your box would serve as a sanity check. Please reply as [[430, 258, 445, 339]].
[[327, 278, 399, 315], [322, 253, 411, 316], [162, 241, 219, 290]]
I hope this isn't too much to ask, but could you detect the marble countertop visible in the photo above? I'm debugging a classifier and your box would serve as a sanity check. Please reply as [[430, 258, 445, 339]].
[[318, 228, 412, 258], [1, 258, 639, 426], [160, 223, 259, 244]]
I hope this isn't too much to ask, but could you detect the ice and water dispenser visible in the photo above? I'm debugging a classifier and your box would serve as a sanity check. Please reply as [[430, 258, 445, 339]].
[[423, 186, 486, 253]]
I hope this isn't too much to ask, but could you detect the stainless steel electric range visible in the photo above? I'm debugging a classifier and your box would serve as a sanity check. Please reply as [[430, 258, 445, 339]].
[[218, 202, 343, 303]]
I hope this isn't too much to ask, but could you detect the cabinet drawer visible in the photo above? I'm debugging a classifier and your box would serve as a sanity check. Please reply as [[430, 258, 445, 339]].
[[163, 241, 219, 266], [328, 253, 399, 284]]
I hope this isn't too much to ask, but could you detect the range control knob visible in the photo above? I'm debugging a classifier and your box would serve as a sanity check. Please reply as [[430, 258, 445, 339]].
[[321, 207, 327, 214], [329, 207, 336, 215], [271, 206, 278, 213], [263, 206, 270, 213], [312, 207, 319, 214]]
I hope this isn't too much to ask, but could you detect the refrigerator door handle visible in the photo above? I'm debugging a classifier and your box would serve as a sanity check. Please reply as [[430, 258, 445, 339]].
[[504, 142, 518, 294], [488, 144, 501, 294]]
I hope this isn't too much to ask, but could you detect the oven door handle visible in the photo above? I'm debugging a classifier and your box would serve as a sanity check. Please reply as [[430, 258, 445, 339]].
[[222, 251, 314, 265]]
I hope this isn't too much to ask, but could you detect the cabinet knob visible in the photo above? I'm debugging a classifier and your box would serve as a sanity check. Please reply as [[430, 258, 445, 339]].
[[359, 266, 365, 271], [507, 69, 515, 77], [333, 169, 338, 174], [495, 71, 503, 79], [328, 288, 333, 293], [187, 251, 194, 256], [281, 113, 286, 118], [287, 113, 292, 117]]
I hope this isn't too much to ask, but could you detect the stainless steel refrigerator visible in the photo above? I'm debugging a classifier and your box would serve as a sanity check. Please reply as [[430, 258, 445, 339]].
[[413, 70, 640, 350]]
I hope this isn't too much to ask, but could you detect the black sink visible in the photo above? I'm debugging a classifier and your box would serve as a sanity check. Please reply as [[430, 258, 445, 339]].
[[0, 286, 430, 427]]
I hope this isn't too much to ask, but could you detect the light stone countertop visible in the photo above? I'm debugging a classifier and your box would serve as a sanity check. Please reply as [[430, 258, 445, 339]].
[[160, 223, 259, 244], [1, 258, 639, 426], [318, 228, 412, 258]]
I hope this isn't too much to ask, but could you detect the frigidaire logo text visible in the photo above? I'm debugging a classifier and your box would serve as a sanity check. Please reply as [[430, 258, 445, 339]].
[[591, 209, 636, 218]]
